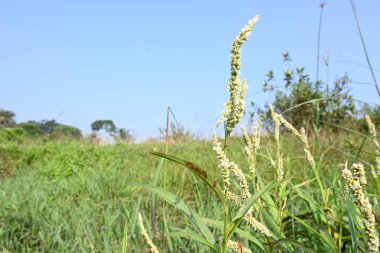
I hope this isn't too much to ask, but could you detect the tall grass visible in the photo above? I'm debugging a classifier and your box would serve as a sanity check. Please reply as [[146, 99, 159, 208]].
[[148, 17, 379, 252], [0, 15, 379, 253]]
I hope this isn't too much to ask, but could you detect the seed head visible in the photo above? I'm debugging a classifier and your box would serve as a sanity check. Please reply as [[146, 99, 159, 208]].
[[342, 164, 379, 252], [138, 213, 159, 253], [218, 16, 259, 133]]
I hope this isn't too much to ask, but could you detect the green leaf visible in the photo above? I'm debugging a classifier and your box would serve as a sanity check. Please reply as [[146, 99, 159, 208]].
[[150, 151, 226, 205], [261, 208, 282, 239], [280, 210, 338, 252], [151, 158, 164, 239], [293, 187, 324, 224], [148, 186, 215, 245], [273, 238, 315, 252], [121, 222, 128, 253], [164, 218, 174, 252], [202, 218, 265, 251], [169, 230, 218, 252], [257, 176, 279, 218], [227, 181, 275, 239], [347, 201, 359, 253]]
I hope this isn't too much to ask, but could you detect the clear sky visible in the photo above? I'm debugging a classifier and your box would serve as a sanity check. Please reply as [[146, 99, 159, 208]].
[[1, 0, 379, 141]]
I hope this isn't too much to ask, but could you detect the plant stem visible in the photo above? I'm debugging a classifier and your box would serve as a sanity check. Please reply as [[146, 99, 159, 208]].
[[350, 0, 380, 98]]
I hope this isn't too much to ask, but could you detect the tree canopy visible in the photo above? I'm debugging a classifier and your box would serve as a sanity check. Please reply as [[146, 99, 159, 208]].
[[91, 120, 117, 136], [0, 109, 16, 128]]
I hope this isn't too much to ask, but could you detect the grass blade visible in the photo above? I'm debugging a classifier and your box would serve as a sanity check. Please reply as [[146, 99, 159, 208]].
[[347, 201, 359, 253], [227, 181, 275, 238], [163, 217, 174, 252], [151, 158, 165, 236], [280, 209, 338, 252], [169, 230, 218, 252], [202, 218, 265, 251], [273, 238, 315, 252], [147, 186, 215, 245], [150, 151, 226, 205], [121, 222, 128, 253]]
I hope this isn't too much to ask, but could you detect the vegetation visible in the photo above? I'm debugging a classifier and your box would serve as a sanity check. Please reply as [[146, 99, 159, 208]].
[[1, 13, 379, 253], [159, 122, 195, 143], [0, 109, 16, 128], [91, 120, 118, 136], [254, 52, 356, 132], [147, 17, 380, 253]]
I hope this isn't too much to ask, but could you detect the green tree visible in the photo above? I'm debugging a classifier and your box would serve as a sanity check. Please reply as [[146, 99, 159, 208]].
[[18, 120, 82, 139], [0, 109, 16, 128], [18, 121, 43, 137], [91, 120, 117, 136], [258, 52, 356, 131], [50, 125, 82, 139], [40, 120, 59, 134]]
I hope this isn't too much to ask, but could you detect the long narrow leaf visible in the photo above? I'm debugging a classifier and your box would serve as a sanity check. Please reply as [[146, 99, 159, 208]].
[[150, 151, 226, 205], [273, 238, 315, 252], [148, 186, 215, 245], [261, 208, 282, 239], [151, 158, 165, 233], [121, 223, 128, 253], [347, 202, 359, 253], [279, 209, 338, 252], [169, 230, 218, 252], [202, 218, 265, 251], [227, 181, 275, 238]]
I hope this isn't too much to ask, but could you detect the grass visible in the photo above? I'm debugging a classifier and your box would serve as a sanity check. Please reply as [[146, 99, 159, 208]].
[[0, 132, 378, 252], [0, 141, 221, 252], [1, 16, 379, 253]]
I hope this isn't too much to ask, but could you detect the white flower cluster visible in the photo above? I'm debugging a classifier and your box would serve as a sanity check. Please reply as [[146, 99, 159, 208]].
[[242, 123, 261, 176], [365, 115, 380, 176], [229, 162, 251, 200], [218, 16, 259, 133], [213, 134, 271, 237], [269, 105, 284, 181], [213, 135, 250, 199], [226, 240, 252, 253], [269, 105, 281, 142], [212, 134, 231, 191], [275, 111, 316, 170], [352, 163, 367, 186], [245, 214, 272, 237], [366, 115, 378, 141], [138, 213, 159, 253], [342, 164, 379, 252]]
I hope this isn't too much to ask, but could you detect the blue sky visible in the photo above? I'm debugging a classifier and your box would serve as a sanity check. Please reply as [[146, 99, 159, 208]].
[[1, 1, 379, 140]]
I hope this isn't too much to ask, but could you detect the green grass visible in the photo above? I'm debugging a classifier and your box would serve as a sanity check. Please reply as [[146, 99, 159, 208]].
[[0, 141, 220, 252], [0, 134, 378, 252]]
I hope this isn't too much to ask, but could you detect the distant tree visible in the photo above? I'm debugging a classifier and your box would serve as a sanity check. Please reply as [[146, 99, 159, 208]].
[[18, 121, 43, 137], [50, 125, 82, 139], [18, 120, 82, 139], [116, 128, 134, 143], [40, 120, 59, 134], [91, 120, 117, 136], [0, 109, 16, 128]]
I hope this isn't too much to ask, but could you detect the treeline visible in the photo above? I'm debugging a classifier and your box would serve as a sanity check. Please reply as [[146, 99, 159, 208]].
[[0, 110, 133, 143]]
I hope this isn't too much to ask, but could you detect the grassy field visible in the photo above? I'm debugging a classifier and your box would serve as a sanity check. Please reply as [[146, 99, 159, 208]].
[[0, 131, 379, 252], [1, 17, 379, 253]]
